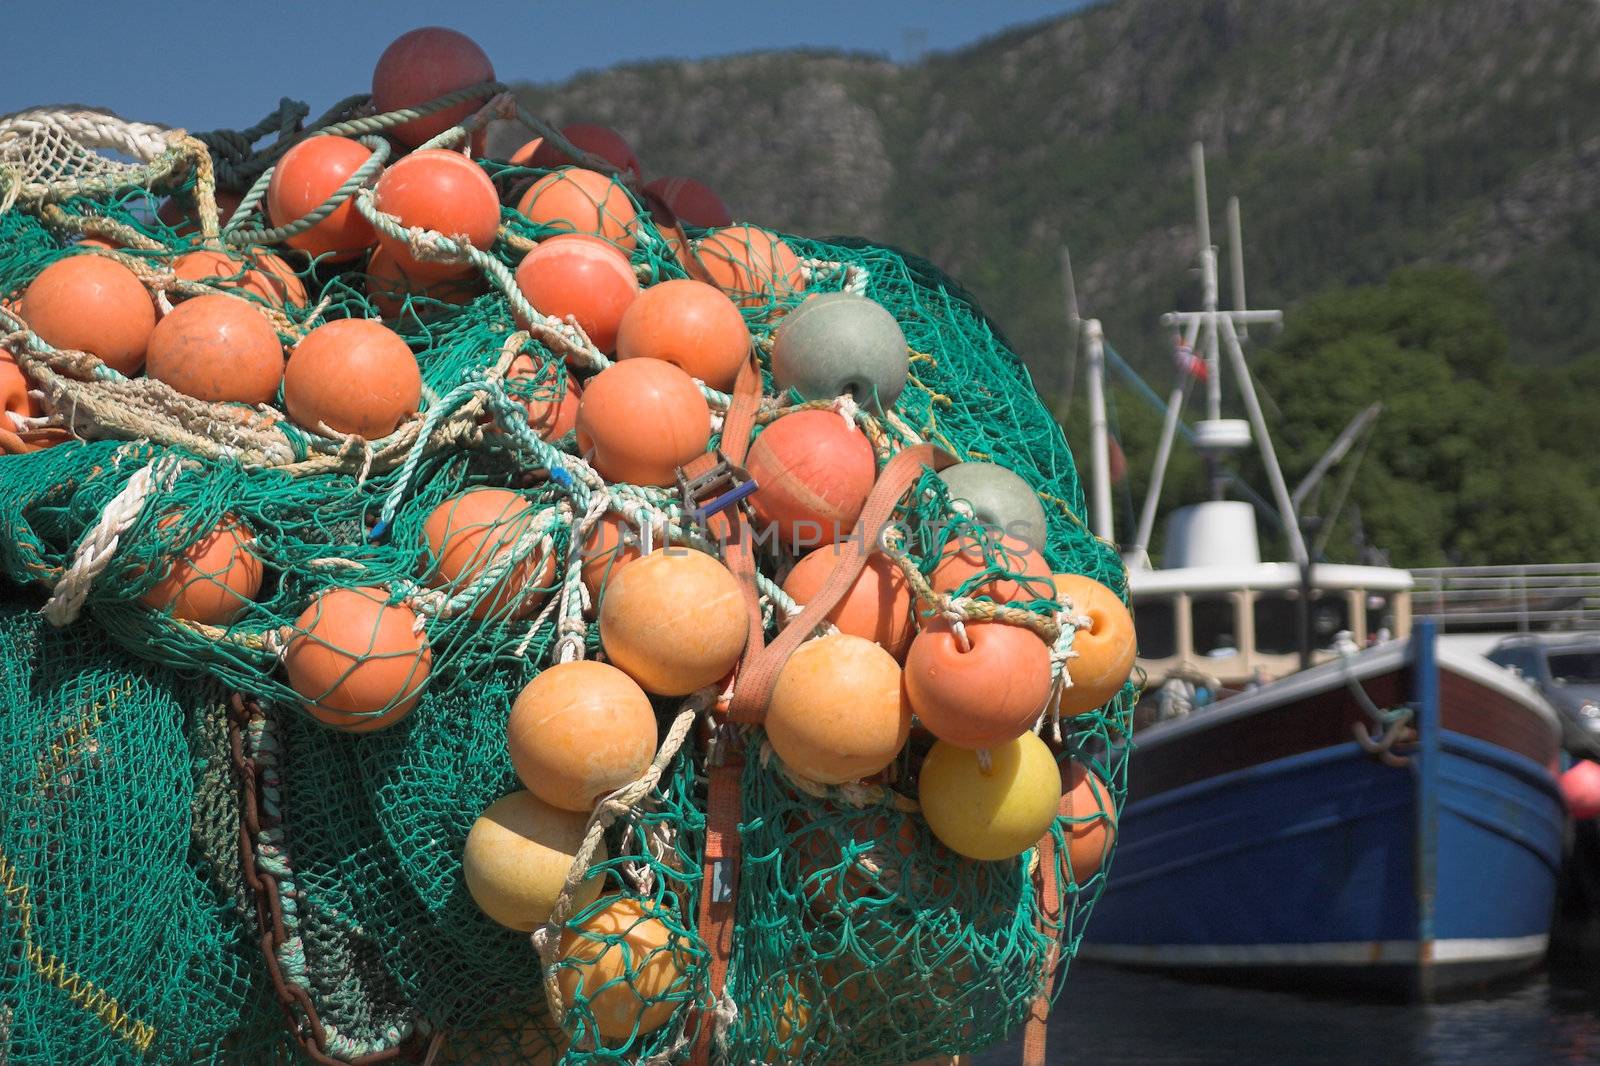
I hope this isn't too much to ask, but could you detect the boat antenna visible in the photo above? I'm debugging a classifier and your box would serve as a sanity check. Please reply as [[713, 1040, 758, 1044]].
[[1058, 241, 1115, 543]]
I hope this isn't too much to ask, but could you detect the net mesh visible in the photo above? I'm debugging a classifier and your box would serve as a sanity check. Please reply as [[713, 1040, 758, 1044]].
[[0, 93, 1131, 1066]]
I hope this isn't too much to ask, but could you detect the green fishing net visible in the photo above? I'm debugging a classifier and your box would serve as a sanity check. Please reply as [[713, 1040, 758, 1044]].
[[0, 92, 1131, 1066]]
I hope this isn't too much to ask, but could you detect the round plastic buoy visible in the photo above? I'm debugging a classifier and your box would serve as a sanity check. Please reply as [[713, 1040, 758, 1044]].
[[422, 488, 555, 621], [514, 123, 641, 179], [139, 514, 263, 625], [1052, 573, 1136, 714], [580, 513, 642, 603], [157, 189, 243, 236], [517, 169, 637, 250], [365, 246, 481, 321], [505, 353, 580, 442], [266, 136, 378, 262], [507, 661, 657, 812], [599, 548, 747, 696], [642, 177, 732, 229], [938, 462, 1049, 551], [614, 278, 749, 390], [285, 586, 432, 731], [905, 620, 1054, 749], [771, 292, 908, 412], [918, 732, 1061, 861], [575, 358, 710, 486], [373, 149, 501, 279], [1561, 760, 1600, 820], [284, 319, 421, 438], [930, 532, 1056, 605], [557, 896, 687, 1039], [514, 234, 639, 354], [781, 548, 914, 659], [463, 790, 604, 931], [146, 293, 283, 405], [22, 255, 155, 375], [371, 27, 495, 147], [694, 225, 803, 307], [1062, 759, 1117, 878], [173, 248, 307, 308], [765, 633, 911, 784], [746, 409, 876, 551], [0, 349, 41, 425]]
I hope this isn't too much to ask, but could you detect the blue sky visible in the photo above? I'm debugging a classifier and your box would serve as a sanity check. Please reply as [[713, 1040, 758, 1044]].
[[6, 2, 1091, 133]]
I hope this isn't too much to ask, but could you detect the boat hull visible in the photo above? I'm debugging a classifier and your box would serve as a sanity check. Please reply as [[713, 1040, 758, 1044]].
[[1082, 627, 1563, 998]]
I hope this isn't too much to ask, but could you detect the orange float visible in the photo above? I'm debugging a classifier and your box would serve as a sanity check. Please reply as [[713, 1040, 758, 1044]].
[[145, 293, 283, 406], [641, 177, 732, 229], [1062, 760, 1117, 879], [138, 514, 263, 625], [513, 234, 639, 354], [1053, 572, 1137, 714], [598, 548, 747, 696], [464, 790, 605, 931], [781, 548, 913, 659], [266, 136, 378, 262], [516, 169, 637, 250], [614, 278, 748, 391], [788, 807, 918, 912], [364, 246, 481, 320], [371, 27, 496, 147], [557, 896, 688, 1040], [505, 353, 580, 442], [506, 660, 658, 811], [930, 532, 1056, 605], [284, 585, 433, 732], [575, 359, 710, 486], [21, 255, 154, 375], [174, 249, 308, 308], [745, 409, 876, 551], [764, 633, 911, 784], [373, 149, 501, 279], [580, 512, 641, 603], [422, 488, 555, 621], [514, 123, 641, 179], [156, 188, 243, 235], [283, 319, 421, 438], [0, 348, 42, 426], [694, 225, 803, 308], [904, 619, 1053, 749]]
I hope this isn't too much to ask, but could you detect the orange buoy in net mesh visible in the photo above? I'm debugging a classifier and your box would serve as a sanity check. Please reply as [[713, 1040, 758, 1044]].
[[266, 136, 379, 262], [1062, 759, 1116, 879], [0, 348, 42, 425], [284, 585, 433, 732], [788, 807, 918, 912], [557, 896, 688, 1040], [614, 278, 749, 391], [138, 513, 263, 625], [598, 548, 747, 696], [284, 319, 421, 438], [1053, 572, 1136, 714], [918, 732, 1061, 861], [575, 359, 710, 487], [781, 548, 914, 659], [642, 177, 732, 230], [745, 409, 876, 551], [156, 188, 244, 236], [904, 619, 1053, 749], [931, 531, 1056, 605], [513, 234, 639, 355], [505, 353, 581, 442], [364, 246, 482, 321], [765, 633, 911, 784], [22, 255, 155, 375], [580, 512, 641, 604], [516, 169, 637, 251], [422, 488, 555, 621], [514, 123, 642, 179], [373, 149, 501, 279], [694, 225, 803, 308], [507, 660, 658, 811], [464, 790, 605, 931], [370, 27, 496, 147], [173, 248, 307, 308], [146, 293, 284, 406]]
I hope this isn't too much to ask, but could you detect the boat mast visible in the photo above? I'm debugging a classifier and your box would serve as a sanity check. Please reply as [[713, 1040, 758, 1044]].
[[1061, 246, 1115, 543]]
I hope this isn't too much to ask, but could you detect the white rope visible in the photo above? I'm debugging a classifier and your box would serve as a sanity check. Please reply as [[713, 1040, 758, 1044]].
[[41, 454, 183, 626]]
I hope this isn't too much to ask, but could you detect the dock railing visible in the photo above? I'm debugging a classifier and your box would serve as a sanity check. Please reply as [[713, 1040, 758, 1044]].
[[1409, 563, 1600, 632]]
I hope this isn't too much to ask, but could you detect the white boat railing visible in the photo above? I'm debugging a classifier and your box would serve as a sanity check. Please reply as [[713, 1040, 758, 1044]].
[[1409, 563, 1600, 632]]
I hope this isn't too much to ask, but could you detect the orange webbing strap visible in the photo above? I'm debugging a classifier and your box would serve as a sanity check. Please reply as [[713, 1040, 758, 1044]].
[[1021, 795, 1070, 1066], [690, 749, 744, 1066], [723, 441, 956, 723]]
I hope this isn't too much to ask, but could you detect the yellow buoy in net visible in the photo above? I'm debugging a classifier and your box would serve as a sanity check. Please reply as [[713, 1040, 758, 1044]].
[[765, 633, 911, 785], [463, 791, 605, 931], [557, 896, 688, 1041], [918, 733, 1061, 861], [598, 548, 747, 696], [507, 660, 658, 812]]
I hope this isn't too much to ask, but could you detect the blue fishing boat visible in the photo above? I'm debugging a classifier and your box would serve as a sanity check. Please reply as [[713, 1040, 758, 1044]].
[[1065, 144, 1565, 998]]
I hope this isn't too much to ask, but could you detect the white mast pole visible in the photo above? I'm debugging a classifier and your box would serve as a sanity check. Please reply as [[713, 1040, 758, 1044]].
[[1219, 313, 1309, 568], [1085, 319, 1115, 543], [1227, 195, 1249, 342], [1192, 142, 1223, 423]]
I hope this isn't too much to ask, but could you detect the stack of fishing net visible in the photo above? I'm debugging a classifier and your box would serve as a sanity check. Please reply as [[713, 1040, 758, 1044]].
[[0, 27, 1132, 1066]]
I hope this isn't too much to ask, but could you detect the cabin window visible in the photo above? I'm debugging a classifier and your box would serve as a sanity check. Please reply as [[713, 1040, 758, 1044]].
[[1191, 596, 1239, 657], [1253, 594, 1299, 655], [1311, 593, 1350, 650], [1133, 599, 1176, 659], [1365, 593, 1396, 644]]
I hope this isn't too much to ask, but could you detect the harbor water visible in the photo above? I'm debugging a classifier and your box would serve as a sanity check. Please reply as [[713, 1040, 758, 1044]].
[[974, 963, 1600, 1065]]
